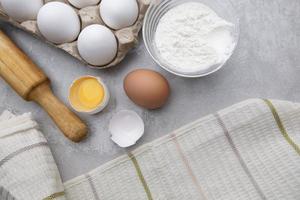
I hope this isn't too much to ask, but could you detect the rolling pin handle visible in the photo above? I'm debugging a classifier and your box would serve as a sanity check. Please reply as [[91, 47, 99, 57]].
[[0, 30, 88, 142], [29, 81, 88, 142]]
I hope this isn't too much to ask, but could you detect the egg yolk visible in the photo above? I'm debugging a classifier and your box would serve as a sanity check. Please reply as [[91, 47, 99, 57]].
[[78, 79, 104, 109]]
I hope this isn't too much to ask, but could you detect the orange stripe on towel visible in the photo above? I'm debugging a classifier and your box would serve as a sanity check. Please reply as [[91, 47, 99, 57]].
[[171, 134, 207, 200]]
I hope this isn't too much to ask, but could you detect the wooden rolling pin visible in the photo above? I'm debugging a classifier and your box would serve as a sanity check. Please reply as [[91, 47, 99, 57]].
[[0, 30, 87, 142]]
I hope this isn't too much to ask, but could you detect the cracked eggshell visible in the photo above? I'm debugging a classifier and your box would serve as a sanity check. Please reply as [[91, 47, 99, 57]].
[[69, 75, 110, 115], [77, 24, 117, 66], [68, 0, 100, 9], [37, 2, 81, 44], [109, 110, 144, 148], [1, 0, 43, 22], [100, 0, 139, 30]]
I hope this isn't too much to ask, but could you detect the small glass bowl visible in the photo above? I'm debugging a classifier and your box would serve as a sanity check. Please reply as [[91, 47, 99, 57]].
[[143, 0, 240, 78]]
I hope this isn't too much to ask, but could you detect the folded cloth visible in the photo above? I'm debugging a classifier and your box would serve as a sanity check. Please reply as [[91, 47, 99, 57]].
[[1, 99, 300, 200], [0, 111, 65, 200], [64, 99, 300, 200]]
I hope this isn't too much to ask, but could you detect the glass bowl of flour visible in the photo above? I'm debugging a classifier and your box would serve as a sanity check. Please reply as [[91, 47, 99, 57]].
[[143, 0, 239, 77]]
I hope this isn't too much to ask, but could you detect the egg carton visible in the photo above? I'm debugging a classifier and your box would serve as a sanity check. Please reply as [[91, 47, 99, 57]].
[[0, 0, 150, 69]]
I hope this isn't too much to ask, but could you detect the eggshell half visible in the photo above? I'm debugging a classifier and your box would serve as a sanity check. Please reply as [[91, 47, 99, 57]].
[[69, 75, 110, 114], [100, 0, 139, 30], [37, 2, 81, 44], [109, 110, 144, 148], [1, 0, 43, 22]]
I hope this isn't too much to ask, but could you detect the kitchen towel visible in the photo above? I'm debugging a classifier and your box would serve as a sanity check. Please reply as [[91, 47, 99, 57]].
[[0, 111, 65, 200], [64, 99, 300, 200], [1, 99, 299, 199]]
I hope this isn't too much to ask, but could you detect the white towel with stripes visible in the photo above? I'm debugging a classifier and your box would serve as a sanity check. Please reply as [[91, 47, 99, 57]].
[[0, 111, 65, 200], [0, 99, 299, 200]]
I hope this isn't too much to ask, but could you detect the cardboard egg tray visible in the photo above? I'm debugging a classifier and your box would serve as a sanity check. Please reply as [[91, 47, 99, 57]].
[[0, 0, 150, 69]]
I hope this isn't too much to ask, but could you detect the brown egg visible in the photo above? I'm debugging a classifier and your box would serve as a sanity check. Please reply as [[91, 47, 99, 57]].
[[124, 69, 170, 109]]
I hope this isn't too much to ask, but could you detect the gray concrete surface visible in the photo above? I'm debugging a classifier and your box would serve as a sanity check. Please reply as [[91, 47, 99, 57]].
[[0, 0, 299, 182]]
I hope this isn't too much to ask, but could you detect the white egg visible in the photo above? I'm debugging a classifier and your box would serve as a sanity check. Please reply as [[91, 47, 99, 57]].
[[37, 2, 80, 44], [68, 0, 100, 9], [100, 0, 139, 30], [77, 24, 117, 66], [1, 0, 43, 22]]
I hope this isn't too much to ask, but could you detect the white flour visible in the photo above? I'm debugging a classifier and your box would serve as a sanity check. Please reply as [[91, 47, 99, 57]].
[[155, 2, 235, 75]]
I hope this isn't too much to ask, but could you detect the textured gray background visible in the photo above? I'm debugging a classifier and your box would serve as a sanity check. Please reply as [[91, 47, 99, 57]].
[[0, 0, 299, 182]]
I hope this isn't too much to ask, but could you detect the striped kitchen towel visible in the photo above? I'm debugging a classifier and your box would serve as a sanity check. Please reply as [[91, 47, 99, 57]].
[[1, 99, 299, 199], [0, 111, 65, 200], [64, 99, 300, 200]]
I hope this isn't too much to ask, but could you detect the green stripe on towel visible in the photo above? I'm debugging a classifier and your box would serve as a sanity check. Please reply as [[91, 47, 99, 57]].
[[0, 142, 48, 167], [263, 99, 300, 155], [128, 152, 153, 200], [43, 191, 65, 200]]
